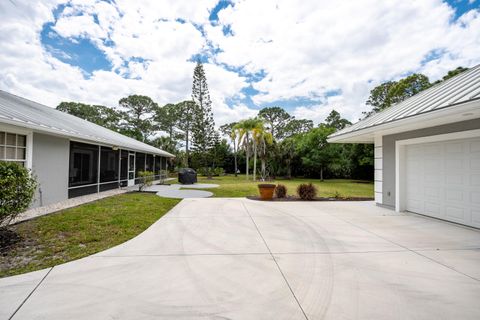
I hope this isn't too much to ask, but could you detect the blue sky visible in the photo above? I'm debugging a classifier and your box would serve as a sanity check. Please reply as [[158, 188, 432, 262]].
[[1, 0, 479, 125]]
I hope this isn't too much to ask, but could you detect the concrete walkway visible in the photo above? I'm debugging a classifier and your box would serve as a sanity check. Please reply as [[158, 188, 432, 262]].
[[1, 199, 480, 319], [142, 183, 219, 199]]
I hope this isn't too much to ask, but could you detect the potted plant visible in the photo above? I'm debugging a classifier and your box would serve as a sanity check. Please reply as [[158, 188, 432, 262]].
[[258, 184, 276, 200]]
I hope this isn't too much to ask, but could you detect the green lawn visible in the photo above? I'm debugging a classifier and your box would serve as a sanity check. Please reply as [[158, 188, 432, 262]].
[[0, 193, 179, 278], [194, 175, 373, 198], [1, 176, 372, 278]]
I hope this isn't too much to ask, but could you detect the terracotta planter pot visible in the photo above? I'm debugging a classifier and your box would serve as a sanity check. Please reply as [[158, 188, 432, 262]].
[[258, 184, 276, 200]]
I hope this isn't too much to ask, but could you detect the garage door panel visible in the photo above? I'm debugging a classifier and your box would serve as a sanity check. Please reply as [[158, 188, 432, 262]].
[[469, 140, 480, 153], [445, 189, 464, 202], [446, 174, 464, 185], [472, 209, 480, 227], [445, 141, 464, 153], [445, 206, 465, 221], [445, 158, 463, 170], [470, 156, 480, 170], [424, 187, 441, 199], [423, 145, 442, 156], [405, 137, 480, 228], [424, 202, 442, 217], [471, 192, 480, 204], [471, 174, 480, 186], [406, 199, 423, 213]]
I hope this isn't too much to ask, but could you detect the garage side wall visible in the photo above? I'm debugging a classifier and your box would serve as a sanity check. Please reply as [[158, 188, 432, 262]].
[[382, 118, 480, 208], [31, 133, 70, 207]]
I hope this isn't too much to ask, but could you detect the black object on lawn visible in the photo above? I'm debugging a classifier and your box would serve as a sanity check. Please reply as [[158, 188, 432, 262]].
[[178, 168, 197, 184]]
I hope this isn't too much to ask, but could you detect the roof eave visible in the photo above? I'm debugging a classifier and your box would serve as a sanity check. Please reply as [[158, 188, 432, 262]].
[[0, 117, 175, 157], [328, 99, 480, 143]]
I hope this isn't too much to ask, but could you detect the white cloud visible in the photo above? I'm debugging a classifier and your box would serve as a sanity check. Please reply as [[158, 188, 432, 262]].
[[0, 0, 479, 129], [208, 0, 480, 122]]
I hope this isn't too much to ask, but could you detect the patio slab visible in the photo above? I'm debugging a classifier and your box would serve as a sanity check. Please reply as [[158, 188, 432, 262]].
[[173, 183, 220, 189], [1, 199, 480, 319], [155, 189, 213, 199]]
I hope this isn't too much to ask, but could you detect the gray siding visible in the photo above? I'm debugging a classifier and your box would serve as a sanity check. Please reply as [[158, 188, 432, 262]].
[[382, 118, 480, 208], [31, 133, 69, 207]]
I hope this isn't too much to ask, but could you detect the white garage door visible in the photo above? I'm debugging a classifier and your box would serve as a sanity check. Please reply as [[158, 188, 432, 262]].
[[405, 137, 480, 228]]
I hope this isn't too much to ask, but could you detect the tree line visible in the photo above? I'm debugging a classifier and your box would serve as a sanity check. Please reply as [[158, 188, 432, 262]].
[[57, 64, 467, 180]]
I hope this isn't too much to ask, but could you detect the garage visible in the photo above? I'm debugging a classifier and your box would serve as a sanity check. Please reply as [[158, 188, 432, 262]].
[[405, 137, 480, 228]]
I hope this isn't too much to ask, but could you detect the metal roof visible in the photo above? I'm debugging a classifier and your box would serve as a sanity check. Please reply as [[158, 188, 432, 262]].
[[0, 90, 174, 157], [329, 64, 480, 139]]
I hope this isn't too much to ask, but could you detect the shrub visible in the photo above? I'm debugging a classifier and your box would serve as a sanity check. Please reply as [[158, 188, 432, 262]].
[[138, 171, 154, 192], [275, 184, 287, 198], [0, 162, 37, 226], [213, 167, 225, 176], [197, 167, 225, 176], [297, 183, 317, 200]]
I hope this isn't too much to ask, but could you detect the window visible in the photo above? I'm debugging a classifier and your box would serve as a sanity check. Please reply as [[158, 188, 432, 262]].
[[0, 131, 27, 166], [135, 153, 145, 175], [69, 142, 98, 187], [100, 147, 119, 183], [154, 156, 161, 174], [146, 154, 154, 172], [120, 150, 128, 180]]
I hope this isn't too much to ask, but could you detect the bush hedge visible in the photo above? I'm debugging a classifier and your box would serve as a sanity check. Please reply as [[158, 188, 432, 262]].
[[0, 162, 37, 226]]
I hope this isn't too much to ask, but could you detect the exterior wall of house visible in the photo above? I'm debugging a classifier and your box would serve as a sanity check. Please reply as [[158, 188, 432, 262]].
[[31, 133, 70, 207], [382, 118, 480, 208]]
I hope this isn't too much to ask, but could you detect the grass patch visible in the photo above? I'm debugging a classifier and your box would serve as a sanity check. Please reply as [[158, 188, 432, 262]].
[[194, 175, 373, 198], [0, 193, 179, 278]]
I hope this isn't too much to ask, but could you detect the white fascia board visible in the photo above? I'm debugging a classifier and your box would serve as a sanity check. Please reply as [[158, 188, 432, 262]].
[[328, 100, 480, 144]]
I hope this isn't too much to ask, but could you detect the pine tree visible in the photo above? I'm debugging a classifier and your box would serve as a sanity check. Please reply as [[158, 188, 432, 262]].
[[191, 61, 216, 168]]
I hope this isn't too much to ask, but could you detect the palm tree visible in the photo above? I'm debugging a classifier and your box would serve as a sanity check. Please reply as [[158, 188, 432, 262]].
[[234, 118, 263, 180], [254, 125, 273, 181]]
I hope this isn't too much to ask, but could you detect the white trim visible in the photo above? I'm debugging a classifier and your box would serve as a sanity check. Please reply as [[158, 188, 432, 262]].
[[0, 123, 33, 169], [395, 128, 480, 212]]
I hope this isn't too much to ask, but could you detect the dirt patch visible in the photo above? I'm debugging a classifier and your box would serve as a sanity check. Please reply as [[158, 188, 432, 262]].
[[246, 195, 374, 201]]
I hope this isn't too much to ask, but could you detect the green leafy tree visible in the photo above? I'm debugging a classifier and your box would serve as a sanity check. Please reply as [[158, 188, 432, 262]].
[[364, 74, 431, 118], [219, 122, 239, 176], [191, 61, 216, 168], [258, 106, 292, 140], [154, 103, 182, 151], [283, 119, 314, 137], [151, 136, 177, 155], [56, 102, 124, 131], [118, 95, 157, 143], [296, 125, 341, 181], [279, 137, 297, 179], [432, 66, 469, 85], [325, 110, 352, 130], [363, 81, 397, 117], [389, 74, 431, 104]]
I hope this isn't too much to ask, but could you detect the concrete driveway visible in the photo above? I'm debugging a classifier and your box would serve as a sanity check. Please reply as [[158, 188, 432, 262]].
[[2, 199, 480, 319]]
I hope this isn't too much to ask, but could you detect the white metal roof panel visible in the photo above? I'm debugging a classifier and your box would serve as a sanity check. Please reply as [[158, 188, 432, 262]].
[[330, 64, 480, 139], [0, 90, 174, 157]]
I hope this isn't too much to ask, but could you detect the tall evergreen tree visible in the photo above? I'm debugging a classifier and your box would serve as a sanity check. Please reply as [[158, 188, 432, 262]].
[[191, 61, 216, 167]]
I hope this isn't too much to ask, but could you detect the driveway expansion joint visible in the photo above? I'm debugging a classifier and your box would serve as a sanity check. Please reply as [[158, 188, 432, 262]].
[[241, 201, 310, 320], [8, 267, 54, 320]]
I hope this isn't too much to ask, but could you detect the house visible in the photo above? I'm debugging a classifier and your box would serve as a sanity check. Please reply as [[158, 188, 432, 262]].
[[328, 65, 480, 228], [0, 90, 174, 208]]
